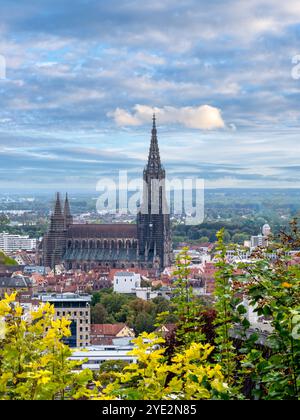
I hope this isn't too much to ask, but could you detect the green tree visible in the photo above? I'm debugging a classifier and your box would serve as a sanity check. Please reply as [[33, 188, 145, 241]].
[[199, 236, 210, 243], [171, 248, 205, 346], [232, 233, 249, 245], [91, 303, 109, 324], [101, 333, 228, 400], [237, 220, 300, 400], [0, 214, 9, 228], [132, 312, 156, 335], [213, 230, 245, 394]]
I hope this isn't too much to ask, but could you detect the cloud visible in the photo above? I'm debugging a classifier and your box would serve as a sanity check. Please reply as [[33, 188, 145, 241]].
[[1, 0, 300, 189], [108, 104, 225, 130]]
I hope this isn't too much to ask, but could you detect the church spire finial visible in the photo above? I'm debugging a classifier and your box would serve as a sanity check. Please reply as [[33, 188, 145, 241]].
[[146, 114, 162, 173], [152, 113, 156, 129]]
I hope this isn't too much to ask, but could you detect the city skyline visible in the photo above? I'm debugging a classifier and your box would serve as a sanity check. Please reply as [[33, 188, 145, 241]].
[[0, 1, 300, 191]]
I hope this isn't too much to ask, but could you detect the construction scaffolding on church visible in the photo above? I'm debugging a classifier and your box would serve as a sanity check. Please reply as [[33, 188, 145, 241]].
[[40, 116, 173, 272]]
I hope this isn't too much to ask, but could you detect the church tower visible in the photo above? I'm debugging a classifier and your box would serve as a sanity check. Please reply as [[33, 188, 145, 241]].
[[64, 193, 73, 229], [137, 115, 173, 271], [43, 193, 68, 268]]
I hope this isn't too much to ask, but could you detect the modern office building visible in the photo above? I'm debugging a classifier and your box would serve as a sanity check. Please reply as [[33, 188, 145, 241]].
[[41, 293, 91, 348], [0, 233, 37, 252]]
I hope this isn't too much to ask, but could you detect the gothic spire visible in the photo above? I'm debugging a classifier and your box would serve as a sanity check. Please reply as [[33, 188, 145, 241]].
[[64, 193, 71, 217], [50, 192, 65, 232], [53, 192, 63, 217], [64, 193, 73, 228], [146, 113, 162, 172]]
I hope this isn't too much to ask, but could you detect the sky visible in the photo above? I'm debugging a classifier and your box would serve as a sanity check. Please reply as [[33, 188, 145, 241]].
[[0, 0, 300, 192]]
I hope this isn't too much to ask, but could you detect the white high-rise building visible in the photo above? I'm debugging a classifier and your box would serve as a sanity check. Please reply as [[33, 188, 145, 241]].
[[0, 233, 37, 253]]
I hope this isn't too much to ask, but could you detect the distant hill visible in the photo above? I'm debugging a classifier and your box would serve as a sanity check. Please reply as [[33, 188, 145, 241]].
[[0, 251, 18, 266]]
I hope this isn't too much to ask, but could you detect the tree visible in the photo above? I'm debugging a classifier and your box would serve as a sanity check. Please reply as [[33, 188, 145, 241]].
[[91, 303, 109, 324], [0, 293, 94, 400], [232, 233, 248, 245], [101, 333, 228, 400], [133, 312, 156, 335], [199, 236, 210, 243], [0, 214, 9, 228], [171, 248, 205, 346], [213, 229, 245, 395], [236, 219, 300, 400]]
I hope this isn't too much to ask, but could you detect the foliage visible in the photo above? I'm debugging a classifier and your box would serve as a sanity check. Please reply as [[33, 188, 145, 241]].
[[0, 293, 93, 400], [171, 248, 205, 346], [91, 289, 175, 334], [236, 219, 300, 400], [91, 303, 109, 324], [0, 251, 18, 267], [96, 360, 129, 387], [213, 230, 246, 392], [0, 214, 9, 227], [100, 333, 228, 400], [1, 219, 299, 400]]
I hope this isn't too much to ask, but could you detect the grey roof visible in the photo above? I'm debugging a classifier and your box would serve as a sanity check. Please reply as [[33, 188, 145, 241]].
[[67, 224, 137, 239], [63, 248, 138, 262], [115, 272, 136, 277], [0, 276, 32, 288]]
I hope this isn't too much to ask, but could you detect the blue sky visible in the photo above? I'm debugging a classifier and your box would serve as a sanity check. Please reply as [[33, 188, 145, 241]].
[[0, 0, 300, 191]]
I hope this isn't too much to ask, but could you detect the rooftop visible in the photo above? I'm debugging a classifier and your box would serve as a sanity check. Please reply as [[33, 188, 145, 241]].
[[40, 292, 92, 302], [115, 271, 136, 277]]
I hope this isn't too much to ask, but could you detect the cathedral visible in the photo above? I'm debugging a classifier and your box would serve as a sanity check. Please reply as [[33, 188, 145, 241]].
[[42, 116, 173, 272]]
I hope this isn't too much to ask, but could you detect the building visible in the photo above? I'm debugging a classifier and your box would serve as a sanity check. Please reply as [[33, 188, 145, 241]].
[[135, 286, 172, 301], [0, 233, 37, 253], [41, 293, 91, 348], [156, 323, 177, 338], [135, 287, 159, 300], [69, 344, 136, 370], [11, 250, 36, 266], [0, 275, 32, 298], [23, 266, 45, 275], [250, 234, 268, 249], [262, 224, 271, 237], [113, 271, 141, 294], [41, 116, 173, 272], [90, 323, 135, 346]]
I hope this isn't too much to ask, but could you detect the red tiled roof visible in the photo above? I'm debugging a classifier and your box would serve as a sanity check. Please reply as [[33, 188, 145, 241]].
[[91, 323, 127, 336]]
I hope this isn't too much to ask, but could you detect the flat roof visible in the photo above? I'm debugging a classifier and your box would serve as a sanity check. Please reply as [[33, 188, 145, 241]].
[[40, 293, 92, 302]]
